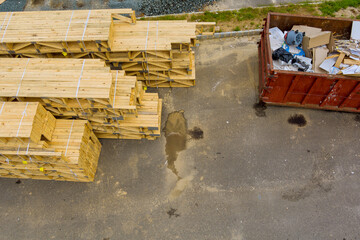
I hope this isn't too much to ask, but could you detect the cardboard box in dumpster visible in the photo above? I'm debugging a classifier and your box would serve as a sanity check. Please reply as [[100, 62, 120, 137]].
[[292, 25, 331, 57], [313, 47, 329, 73]]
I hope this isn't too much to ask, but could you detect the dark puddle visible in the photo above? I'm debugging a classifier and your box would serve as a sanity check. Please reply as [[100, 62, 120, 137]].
[[164, 111, 188, 180], [288, 114, 307, 127], [167, 208, 180, 218], [253, 101, 267, 117], [355, 115, 360, 123], [164, 111, 204, 179], [188, 127, 204, 140]]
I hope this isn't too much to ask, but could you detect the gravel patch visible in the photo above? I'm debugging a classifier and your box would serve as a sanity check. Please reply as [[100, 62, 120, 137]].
[[0, 0, 27, 12], [20, 0, 216, 16], [138, 0, 216, 16]]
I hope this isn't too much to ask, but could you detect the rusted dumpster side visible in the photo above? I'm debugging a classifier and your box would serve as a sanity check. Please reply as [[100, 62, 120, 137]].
[[258, 13, 360, 113]]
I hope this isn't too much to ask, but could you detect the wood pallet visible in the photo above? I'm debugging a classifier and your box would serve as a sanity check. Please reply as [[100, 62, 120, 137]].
[[0, 9, 215, 87], [0, 119, 101, 182]]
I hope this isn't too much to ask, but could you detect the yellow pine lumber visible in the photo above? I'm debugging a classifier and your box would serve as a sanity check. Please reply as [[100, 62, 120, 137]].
[[0, 119, 102, 182], [0, 102, 55, 145]]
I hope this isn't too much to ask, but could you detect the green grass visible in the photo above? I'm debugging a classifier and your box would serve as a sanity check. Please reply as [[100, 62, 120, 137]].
[[189, 4, 303, 23], [319, 0, 360, 17], [142, 2, 318, 24], [140, 1, 357, 32], [140, 15, 187, 21], [190, 10, 237, 22]]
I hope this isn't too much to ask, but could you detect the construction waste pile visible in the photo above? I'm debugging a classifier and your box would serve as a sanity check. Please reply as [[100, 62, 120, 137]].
[[0, 9, 214, 182], [269, 21, 360, 77]]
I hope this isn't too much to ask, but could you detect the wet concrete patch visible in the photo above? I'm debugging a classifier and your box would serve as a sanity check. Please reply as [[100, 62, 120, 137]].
[[288, 114, 307, 127], [188, 127, 204, 140], [164, 111, 188, 179], [253, 101, 267, 117]]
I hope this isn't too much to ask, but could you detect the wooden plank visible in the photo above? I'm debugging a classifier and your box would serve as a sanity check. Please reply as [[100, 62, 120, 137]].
[[334, 52, 345, 68]]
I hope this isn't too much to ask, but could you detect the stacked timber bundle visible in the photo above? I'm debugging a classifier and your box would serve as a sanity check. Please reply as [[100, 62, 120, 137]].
[[0, 9, 215, 87], [0, 102, 101, 182], [0, 58, 162, 140]]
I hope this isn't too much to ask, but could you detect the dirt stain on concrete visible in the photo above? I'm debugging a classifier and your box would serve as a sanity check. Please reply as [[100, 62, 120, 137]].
[[282, 152, 334, 202], [128, 154, 139, 179], [169, 175, 194, 200], [253, 101, 267, 117], [164, 111, 188, 180], [288, 114, 307, 127]]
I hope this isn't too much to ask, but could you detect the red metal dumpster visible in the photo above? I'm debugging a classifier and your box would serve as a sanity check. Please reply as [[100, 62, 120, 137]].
[[258, 13, 360, 113]]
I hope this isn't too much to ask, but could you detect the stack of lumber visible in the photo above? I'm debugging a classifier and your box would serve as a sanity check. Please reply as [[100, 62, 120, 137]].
[[0, 58, 162, 140], [0, 102, 101, 182], [0, 9, 215, 87], [0, 102, 55, 148]]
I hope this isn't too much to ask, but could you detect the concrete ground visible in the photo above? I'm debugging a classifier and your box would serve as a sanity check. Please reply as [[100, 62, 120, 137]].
[[1, 36, 360, 240]]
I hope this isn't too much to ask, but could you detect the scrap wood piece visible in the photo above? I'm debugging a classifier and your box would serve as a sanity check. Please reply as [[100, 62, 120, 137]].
[[344, 59, 360, 65], [326, 54, 340, 59], [335, 52, 346, 68]]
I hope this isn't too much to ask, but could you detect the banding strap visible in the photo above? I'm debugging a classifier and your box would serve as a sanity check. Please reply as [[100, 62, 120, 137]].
[[155, 21, 159, 88], [1, 12, 12, 54], [0, 153, 9, 164], [64, 11, 74, 41], [112, 71, 121, 131], [70, 168, 78, 178], [65, 164, 78, 179], [26, 139, 30, 155], [1, 12, 12, 43], [62, 11, 75, 55], [0, 12, 9, 32], [81, 10, 91, 52], [155, 21, 158, 51], [16, 144, 29, 167], [0, 102, 5, 115], [113, 70, 119, 107], [76, 60, 86, 112], [16, 58, 30, 97], [65, 119, 75, 156], [16, 102, 29, 137], [0, 12, 9, 51], [144, 21, 150, 81]]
